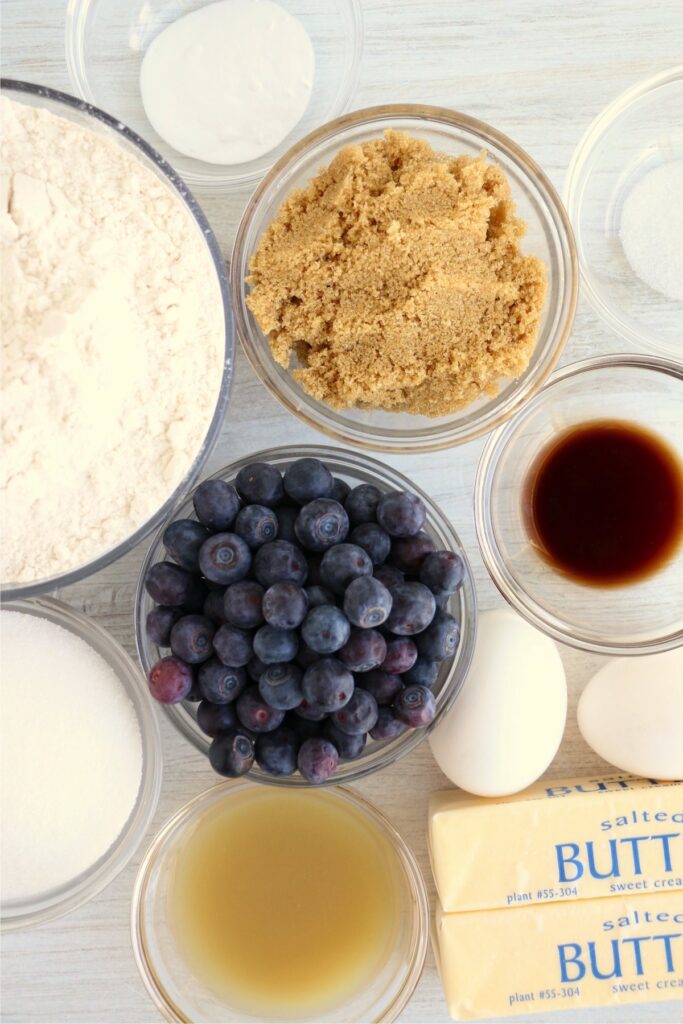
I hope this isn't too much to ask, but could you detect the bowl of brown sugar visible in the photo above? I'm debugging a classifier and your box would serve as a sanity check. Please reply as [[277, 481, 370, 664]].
[[231, 105, 577, 453]]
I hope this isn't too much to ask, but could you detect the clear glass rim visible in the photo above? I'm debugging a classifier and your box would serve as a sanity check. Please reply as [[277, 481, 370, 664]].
[[474, 352, 683, 656], [64, 0, 365, 193], [0, 596, 163, 931], [130, 779, 429, 1023], [564, 64, 683, 358], [134, 443, 478, 785], [0, 78, 235, 601], [230, 102, 578, 453]]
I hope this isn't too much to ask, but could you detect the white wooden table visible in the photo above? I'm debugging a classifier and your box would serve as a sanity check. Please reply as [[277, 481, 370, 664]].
[[2, 1, 682, 1021]]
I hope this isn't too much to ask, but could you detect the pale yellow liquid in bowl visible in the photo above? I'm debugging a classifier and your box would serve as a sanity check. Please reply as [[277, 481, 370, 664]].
[[170, 787, 402, 1018]]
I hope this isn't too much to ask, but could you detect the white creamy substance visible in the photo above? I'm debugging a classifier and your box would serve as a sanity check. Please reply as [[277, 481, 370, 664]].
[[0, 96, 224, 584], [620, 160, 683, 302], [139, 0, 315, 165]]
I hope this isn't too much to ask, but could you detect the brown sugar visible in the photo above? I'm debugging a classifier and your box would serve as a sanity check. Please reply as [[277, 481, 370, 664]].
[[246, 131, 547, 417]]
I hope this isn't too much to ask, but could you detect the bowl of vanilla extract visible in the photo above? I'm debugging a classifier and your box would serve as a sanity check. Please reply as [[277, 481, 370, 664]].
[[475, 354, 683, 655]]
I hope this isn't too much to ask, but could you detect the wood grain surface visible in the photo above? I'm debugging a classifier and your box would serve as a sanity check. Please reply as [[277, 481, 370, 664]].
[[2, 1, 682, 1021]]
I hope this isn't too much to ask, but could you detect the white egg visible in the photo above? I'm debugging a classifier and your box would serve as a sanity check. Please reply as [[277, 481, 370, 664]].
[[578, 649, 683, 780], [428, 608, 566, 797]]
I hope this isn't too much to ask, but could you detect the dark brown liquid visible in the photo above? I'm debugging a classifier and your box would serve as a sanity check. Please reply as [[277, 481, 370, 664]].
[[525, 420, 683, 586]]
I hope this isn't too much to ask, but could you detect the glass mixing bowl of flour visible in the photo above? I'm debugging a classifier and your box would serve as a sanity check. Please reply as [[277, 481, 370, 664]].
[[1, 81, 234, 600]]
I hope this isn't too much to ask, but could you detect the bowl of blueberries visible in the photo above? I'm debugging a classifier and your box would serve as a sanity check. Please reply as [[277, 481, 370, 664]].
[[135, 445, 477, 786]]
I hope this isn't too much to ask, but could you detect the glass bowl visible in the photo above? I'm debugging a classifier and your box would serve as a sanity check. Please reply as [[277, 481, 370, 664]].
[[231, 104, 578, 453], [135, 444, 477, 784], [131, 780, 428, 1022], [565, 65, 683, 360], [1, 596, 163, 931], [1, 80, 234, 601], [65, 0, 363, 193], [474, 354, 683, 656]]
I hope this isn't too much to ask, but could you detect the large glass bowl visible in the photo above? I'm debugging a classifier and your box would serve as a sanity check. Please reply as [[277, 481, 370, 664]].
[[131, 781, 428, 1022], [135, 444, 477, 785], [1, 80, 234, 601], [474, 354, 683, 656], [231, 104, 578, 453], [1, 597, 163, 931]]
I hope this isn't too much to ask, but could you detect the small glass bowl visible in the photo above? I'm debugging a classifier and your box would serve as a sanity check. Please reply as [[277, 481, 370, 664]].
[[474, 354, 683, 656], [65, 0, 363, 193], [135, 444, 477, 784], [131, 780, 428, 1022], [1, 80, 234, 600], [1, 597, 163, 931], [565, 65, 683, 360], [231, 104, 578, 453]]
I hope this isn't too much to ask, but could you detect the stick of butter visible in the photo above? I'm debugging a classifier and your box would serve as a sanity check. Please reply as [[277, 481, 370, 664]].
[[434, 892, 683, 1020], [429, 775, 683, 912]]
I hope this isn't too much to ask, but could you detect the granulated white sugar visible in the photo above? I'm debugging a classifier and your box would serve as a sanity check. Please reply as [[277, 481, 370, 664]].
[[0, 610, 143, 903], [620, 160, 683, 303]]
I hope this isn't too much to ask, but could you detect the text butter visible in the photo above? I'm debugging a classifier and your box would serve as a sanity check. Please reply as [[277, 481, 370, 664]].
[[429, 775, 683, 912], [434, 892, 683, 1020]]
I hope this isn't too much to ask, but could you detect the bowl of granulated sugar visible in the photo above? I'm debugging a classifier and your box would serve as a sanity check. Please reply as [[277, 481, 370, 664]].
[[0, 598, 162, 930]]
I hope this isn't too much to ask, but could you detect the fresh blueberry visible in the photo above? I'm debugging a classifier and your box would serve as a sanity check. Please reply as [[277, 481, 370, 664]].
[[198, 658, 247, 704], [170, 614, 215, 664], [275, 504, 299, 543], [209, 730, 254, 777], [262, 582, 308, 629], [403, 658, 440, 688], [343, 576, 392, 629], [419, 550, 466, 595], [416, 608, 461, 660], [380, 637, 418, 674], [301, 605, 350, 654], [213, 623, 253, 667], [319, 543, 372, 595], [305, 585, 335, 608], [331, 688, 378, 735], [377, 490, 427, 538], [163, 519, 210, 572], [385, 582, 436, 636], [302, 658, 354, 713], [296, 642, 321, 670], [361, 670, 403, 705], [144, 562, 204, 608], [297, 738, 339, 784], [235, 462, 284, 508], [395, 684, 437, 727], [253, 540, 308, 587], [247, 654, 267, 682], [193, 479, 241, 531], [389, 531, 435, 573], [148, 656, 194, 704], [234, 504, 279, 549], [331, 477, 351, 505], [253, 624, 299, 664], [202, 589, 228, 625], [350, 522, 391, 564], [345, 484, 382, 525], [258, 662, 304, 710], [146, 606, 182, 647], [199, 533, 252, 585], [294, 499, 349, 552], [373, 564, 404, 590], [283, 458, 334, 504], [255, 727, 299, 777], [370, 706, 408, 741], [236, 686, 286, 733], [323, 722, 366, 760], [338, 628, 387, 673], [223, 580, 265, 629], [294, 700, 329, 722], [197, 700, 237, 737]]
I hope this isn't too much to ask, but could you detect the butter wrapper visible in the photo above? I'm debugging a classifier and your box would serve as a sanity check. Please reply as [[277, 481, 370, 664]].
[[429, 775, 683, 912]]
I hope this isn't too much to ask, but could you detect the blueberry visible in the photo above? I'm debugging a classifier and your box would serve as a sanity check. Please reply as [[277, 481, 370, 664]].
[[377, 490, 426, 538], [294, 498, 349, 552], [302, 658, 354, 713], [395, 684, 437, 727], [258, 662, 304, 710], [403, 658, 440, 688], [286, 710, 322, 739], [247, 654, 268, 682], [235, 462, 283, 508], [301, 605, 350, 655], [295, 700, 328, 722], [148, 656, 193, 704], [345, 484, 382, 525], [253, 540, 308, 587], [305, 585, 335, 608], [209, 730, 254, 777], [389, 531, 435, 573], [296, 642, 321, 670], [253, 624, 299, 664], [370, 706, 408, 741], [385, 582, 436, 635], [198, 658, 247, 704], [380, 637, 418, 674], [262, 582, 308, 629], [415, 608, 460, 660], [163, 519, 210, 572], [338, 628, 387, 673], [319, 543, 372, 595], [275, 505, 299, 543], [419, 550, 466, 595], [350, 522, 391, 564], [144, 562, 204, 608], [193, 479, 241, 531], [236, 686, 286, 733], [199, 533, 252, 585], [202, 589, 227, 625], [331, 477, 351, 504], [234, 504, 279, 549], [146, 606, 182, 647], [297, 738, 339, 784], [323, 722, 366, 760], [283, 458, 334, 504], [256, 727, 299, 776], [373, 564, 404, 590], [343, 576, 392, 629], [361, 670, 403, 705], [197, 700, 237, 737], [213, 623, 253, 667], [331, 688, 378, 735], [223, 580, 265, 629], [170, 614, 215, 664]]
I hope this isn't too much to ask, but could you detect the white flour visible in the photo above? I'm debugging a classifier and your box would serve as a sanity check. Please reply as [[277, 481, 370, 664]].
[[620, 160, 683, 303], [0, 96, 224, 584]]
